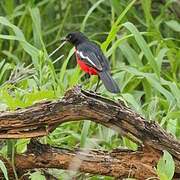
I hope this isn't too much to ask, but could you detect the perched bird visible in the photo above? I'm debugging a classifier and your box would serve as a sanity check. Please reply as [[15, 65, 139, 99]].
[[61, 32, 120, 93]]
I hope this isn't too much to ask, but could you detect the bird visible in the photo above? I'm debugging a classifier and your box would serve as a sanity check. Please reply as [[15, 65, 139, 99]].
[[61, 32, 120, 93]]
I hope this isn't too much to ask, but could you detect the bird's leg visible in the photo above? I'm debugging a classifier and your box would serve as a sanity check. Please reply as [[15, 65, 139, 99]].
[[95, 76, 100, 92], [85, 73, 90, 82], [84, 73, 90, 84]]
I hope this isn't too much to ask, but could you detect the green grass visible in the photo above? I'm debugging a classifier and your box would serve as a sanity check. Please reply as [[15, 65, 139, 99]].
[[0, 0, 180, 179]]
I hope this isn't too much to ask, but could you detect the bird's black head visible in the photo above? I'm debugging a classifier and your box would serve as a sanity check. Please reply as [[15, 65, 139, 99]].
[[62, 32, 89, 46]]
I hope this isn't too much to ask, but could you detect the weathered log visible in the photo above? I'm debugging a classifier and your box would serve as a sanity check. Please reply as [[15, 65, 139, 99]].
[[0, 85, 180, 178], [0, 140, 159, 179]]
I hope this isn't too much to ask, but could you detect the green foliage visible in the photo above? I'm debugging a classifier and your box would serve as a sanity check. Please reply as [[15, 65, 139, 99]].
[[101, 0, 136, 52], [123, 22, 160, 78], [80, 120, 91, 147], [165, 20, 180, 32], [0, 0, 179, 179], [81, 0, 105, 32], [156, 150, 175, 180], [0, 160, 9, 180], [30, 171, 46, 180]]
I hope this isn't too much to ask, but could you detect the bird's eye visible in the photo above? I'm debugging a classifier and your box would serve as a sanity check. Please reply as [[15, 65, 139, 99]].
[[68, 34, 72, 39]]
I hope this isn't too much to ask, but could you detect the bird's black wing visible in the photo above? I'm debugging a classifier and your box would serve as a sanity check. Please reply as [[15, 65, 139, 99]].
[[93, 45, 110, 71], [76, 48, 103, 71], [77, 41, 113, 71]]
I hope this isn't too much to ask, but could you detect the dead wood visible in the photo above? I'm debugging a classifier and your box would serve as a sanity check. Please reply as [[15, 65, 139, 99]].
[[0, 85, 180, 178], [0, 140, 159, 179]]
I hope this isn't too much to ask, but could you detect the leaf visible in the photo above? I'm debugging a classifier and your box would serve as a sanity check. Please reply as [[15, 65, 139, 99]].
[[122, 93, 143, 115], [81, 0, 105, 32], [0, 160, 9, 180], [110, 0, 123, 16], [2, 50, 20, 64], [123, 22, 160, 79], [59, 47, 75, 82], [119, 66, 175, 105], [156, 48, 169, 68], [0, 16, 39, 57], [101, 0, 136, 52], [166, 111, 180, 120], [30, 171, 46, 180], [142, 78, 152, 103], [165, 20, 180, 32], [25, 90, 55, 105], [164, 81, 180, 108], [69, 66, 81, 87], [30, 7, 42, 48], [122, 136, 137, 151], [106, 31, 154, 58], [163, 150, 175, 179], [5, 0, 14, 16], [156, 150, 175, 180], [30, 7, 47, 55], [80, 120, 91, 147], [167, 119, 177, 137], [145, 74, 174, 105], [0, 34, 22, 41], [106, 34, 133, 57], [16, 139, 30, 154], [119, 41, 143, 67], [0, 60, 11, 83], [140, 0, 152, 27]]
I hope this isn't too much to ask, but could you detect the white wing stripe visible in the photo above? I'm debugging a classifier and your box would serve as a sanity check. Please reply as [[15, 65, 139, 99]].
[[77, 50, 97, 68]]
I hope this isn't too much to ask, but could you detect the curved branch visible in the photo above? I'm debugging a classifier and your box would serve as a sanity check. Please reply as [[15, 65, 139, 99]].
[[0, 85, 180, 176]]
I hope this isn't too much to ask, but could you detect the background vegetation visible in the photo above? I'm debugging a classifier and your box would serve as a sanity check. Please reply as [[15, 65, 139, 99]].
[[0, 0, 179, 179]]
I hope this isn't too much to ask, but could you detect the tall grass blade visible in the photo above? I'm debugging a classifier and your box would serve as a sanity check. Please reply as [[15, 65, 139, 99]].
[[0, 160, 9, 180], [101, 0, 136, 52], [0, 16, 39, 57], [81, 0, 104, 32], [123, 22, 160, 78]]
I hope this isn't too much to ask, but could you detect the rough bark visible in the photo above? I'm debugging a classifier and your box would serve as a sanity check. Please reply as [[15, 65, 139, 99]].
[[0, 140, 159, 180], [0, 85, 180, 178]]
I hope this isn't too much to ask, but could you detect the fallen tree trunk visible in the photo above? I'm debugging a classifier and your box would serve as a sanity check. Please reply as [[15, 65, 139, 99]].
[[0, 85, 180, 179]]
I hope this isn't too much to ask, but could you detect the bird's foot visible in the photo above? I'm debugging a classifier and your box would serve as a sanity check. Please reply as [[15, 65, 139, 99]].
[[89, 89, 102, 96]]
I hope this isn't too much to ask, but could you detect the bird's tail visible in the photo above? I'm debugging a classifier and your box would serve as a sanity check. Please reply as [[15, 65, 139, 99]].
[[99, 71, 120, 93]]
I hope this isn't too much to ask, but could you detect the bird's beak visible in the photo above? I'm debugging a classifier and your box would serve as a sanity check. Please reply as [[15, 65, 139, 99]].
[[61, 37, 68, 42]]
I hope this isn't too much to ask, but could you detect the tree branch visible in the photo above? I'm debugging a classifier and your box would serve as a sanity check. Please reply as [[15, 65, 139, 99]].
[[0, 85, 180, 178], [1, 140, 159, 179]]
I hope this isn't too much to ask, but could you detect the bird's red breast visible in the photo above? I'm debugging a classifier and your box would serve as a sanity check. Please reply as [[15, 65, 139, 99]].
[[75, 48, 98, 75]]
